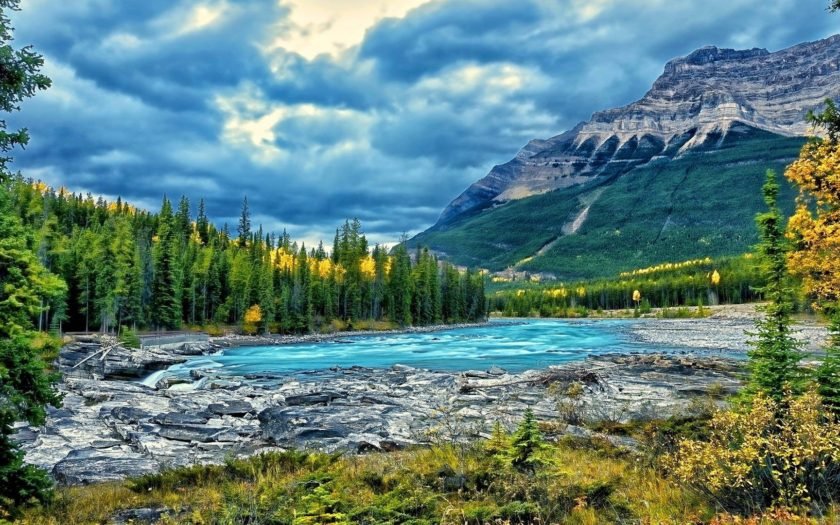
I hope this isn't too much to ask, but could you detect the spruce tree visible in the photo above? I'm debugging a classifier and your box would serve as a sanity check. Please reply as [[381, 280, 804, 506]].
[[816, 310, 840, 414], [237, 196, 250, 248], [747, 171, 803, 402], [509, 408, 546, 472], [174, 195, 191, 244], [485, 421, 511, 465], [0, 0, 62, 507], [196, 198, 209, 246], [389, 241, 413, 326], [151, 198, 180, 329]]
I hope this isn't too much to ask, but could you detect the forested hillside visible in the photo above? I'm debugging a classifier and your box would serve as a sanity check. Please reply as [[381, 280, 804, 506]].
[[7, 180, 486, 335], [410, 126, 804, 279], [489, 255, 765, 317]]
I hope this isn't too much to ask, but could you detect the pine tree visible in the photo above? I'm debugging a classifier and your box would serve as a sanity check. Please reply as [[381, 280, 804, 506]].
[[94, 222, 117, 332], [257, 250, 275, 333], [196, 198, 209, 246], [485, 421, 511, 465], [0, 0, 62, 507], [237, 196, 250, 248], [816, 311, 840, 414], [747, 171, 803, 402], [174, 195, 191, 244], [389, 241, 413, 326], [122, 244, 144, 328], [509, 408, 546, 472], [151, 197, 181, 329]]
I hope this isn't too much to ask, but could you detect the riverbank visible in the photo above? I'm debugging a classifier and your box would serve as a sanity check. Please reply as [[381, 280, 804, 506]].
[[23, 351, 741, 485], [627, 303, 829, 354], [55, 321, 497, 382], [210, 320, 496, 348], [19, 312, 829, 485]]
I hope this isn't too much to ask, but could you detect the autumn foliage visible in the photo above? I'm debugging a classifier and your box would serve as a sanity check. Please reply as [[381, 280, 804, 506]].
[[666, 390, 840, 515], [785, 140, 840, 308], [242, 304, 263, 334]]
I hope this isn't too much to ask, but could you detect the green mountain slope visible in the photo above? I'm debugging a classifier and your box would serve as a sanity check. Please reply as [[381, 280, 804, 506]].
[[409, 125, 804, 280]]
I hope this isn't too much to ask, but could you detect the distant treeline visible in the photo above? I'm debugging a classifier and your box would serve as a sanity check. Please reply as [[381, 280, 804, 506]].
[[489, 255, 767, 317], [9, 179, 486, 334]]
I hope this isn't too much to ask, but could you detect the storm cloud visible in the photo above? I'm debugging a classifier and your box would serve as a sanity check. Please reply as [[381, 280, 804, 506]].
[[8, 0, 840, 246]]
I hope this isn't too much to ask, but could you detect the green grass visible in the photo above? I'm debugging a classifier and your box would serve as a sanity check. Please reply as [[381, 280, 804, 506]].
[[17, 430, 840, 524], [410, 126, 805, 280], [17, 442, 712, 524]]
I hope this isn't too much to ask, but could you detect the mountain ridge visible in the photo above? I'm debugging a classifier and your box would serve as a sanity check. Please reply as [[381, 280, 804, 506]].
[[435, 34, 840, 225]]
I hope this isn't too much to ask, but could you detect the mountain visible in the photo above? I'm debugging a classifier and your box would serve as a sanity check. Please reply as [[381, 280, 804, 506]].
[[410, 35, 840, 279]]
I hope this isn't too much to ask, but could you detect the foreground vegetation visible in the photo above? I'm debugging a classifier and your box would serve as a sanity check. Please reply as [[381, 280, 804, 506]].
[[10, 394, 840, 524], [0, 440, 757, 524]]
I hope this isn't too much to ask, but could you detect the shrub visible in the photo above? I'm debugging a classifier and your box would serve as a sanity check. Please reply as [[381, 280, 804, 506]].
[[118, 326, 141, 349], [665, 390, 840, 515], [242, 305, 262, 335], [485, 421, 511, 466], [293, 483, 349, 525], [202, 324, 227, 337], [552, 381, 586, 425]]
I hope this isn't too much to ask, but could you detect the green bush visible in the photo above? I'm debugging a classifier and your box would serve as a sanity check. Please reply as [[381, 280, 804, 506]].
[[118, 326, 141, 349]]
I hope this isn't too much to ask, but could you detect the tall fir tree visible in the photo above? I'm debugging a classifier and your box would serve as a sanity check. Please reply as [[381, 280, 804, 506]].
[[150, 197, 181, 329], [196, 198, 209, 246], [815, 312, 840, 414], [746, 171, 803, 402], [389, 240, 413, 326], [237, 196, 250, 248], [0, 0, 63, 510]]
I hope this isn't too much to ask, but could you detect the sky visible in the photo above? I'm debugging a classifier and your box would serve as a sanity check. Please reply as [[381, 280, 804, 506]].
[[8, 0, 840, 247]]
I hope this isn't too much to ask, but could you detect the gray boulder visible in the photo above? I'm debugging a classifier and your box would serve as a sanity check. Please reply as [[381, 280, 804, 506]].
[[208, 400, 254, 416], [53, 449, 159, 485]]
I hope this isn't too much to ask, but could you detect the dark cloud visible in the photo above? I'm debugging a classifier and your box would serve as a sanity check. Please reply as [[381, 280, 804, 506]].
[[7, 0, 840, 245], [360, 0, 543, 81], [16, 0, 284, 111]]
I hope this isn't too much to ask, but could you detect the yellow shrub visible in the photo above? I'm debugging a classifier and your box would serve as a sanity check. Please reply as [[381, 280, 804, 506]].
[[243, 305, 262, 335], [665, 390, 840, 515]]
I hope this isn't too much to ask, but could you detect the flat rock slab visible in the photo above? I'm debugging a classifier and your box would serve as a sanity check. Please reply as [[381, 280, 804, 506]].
[[111, 506, 171, 524], [53, 448, 160, 485], [208, 400, 254, 416]]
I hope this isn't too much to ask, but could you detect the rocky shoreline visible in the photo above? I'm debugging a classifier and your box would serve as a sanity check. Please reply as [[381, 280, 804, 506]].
[[211, 321, 498, 349], [626, 303, 829, 354], [17, 311, 828, 485]]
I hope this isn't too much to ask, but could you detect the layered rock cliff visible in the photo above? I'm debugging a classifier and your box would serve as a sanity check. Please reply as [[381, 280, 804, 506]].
[[437, 35, 840, 225]]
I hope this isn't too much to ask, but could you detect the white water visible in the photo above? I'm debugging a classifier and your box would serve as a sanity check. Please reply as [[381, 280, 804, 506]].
[[138, 319, 696, 387], [140, 369, 167, 388]]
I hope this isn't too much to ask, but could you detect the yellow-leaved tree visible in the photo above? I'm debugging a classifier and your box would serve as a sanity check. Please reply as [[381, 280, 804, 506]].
[[785, 140, 840, 306], [243, 304, 263, 335], [785, 137, 840, 413]]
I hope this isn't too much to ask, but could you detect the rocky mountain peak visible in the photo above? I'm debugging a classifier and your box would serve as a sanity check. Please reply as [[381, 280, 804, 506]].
[[436, 35, 840, 225], [665, 46, 769, 71]]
